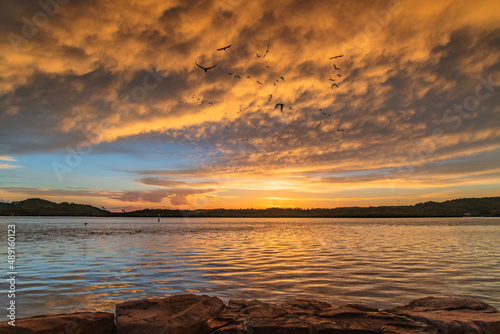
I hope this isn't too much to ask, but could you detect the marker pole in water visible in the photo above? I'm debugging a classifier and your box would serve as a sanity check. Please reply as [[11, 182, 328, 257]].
[[158, 213, 160, 223]]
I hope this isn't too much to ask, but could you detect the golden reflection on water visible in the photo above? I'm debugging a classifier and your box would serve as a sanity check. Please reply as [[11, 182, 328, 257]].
[[2, 217, 500, 318]]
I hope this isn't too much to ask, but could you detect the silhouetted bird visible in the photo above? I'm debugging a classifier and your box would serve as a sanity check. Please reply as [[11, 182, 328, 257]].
[[329, 79, 335, 81], [101, 206, 106, 210], [84, 223, 88, 226], [257, 81, 263, 85], [331, 83, 338, 89], [329, 55, 343, 59], [235, 75, 241, 79], [228, 73, 232, 75], [334, 64, 339, 70], [280, 77, 284, 81], [217, 44, 231, 51], [196, 62, 217, 72], [247, 76, 251, 78], [275, 103, 284, 111], [337, 74, 342, 77], [122, 209, 126, 213], [263, 44, 269, 58], [225, 126, 230, 129]]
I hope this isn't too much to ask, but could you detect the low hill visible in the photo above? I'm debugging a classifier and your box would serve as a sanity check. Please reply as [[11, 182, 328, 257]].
[[0, 198, 109, 216]]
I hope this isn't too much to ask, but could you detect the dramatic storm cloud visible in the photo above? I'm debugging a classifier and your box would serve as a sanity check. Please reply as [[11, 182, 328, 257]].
[[1, 0, 499, 209]]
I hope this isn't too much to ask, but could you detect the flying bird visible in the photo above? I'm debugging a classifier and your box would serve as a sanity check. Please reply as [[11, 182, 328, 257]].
[[234, 75, 241, 79], [334, 64, 339, 70], [275, 103, 284, 111], [122, 209, 126, 213], [257, 81, 263, 85], [329, 79, 336, 81], [247, 76, 251, 78], [228, 73, 232, 75], [280, 77, 284, 81], [337, 74, 342, 77], [330, 55, 343, 59], [263, 44, 270, 58], [217, 44, 231, 51], [331, 83, 338, 89], [225, 126, 230, 129], [196, 62, 217, 72]]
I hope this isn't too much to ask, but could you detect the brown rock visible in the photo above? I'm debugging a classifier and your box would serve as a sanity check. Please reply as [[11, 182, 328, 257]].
[[0, 312, 115, 334], [116, 294, 225, 334], [209, 297, 436, 333], [387, 297, 500, 334], [5, 295, 499, 334]]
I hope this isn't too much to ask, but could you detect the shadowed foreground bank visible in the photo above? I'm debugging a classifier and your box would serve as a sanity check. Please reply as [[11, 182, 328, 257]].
[[2, 295, 500, 333]]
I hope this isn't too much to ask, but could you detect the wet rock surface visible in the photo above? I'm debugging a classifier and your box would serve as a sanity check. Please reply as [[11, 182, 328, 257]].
[[387, 297, 500, 334], [116, 294, 225, 334], [2, 295, 499, 333], [206, 298, 436, 333], [0, 311, 115, 334]]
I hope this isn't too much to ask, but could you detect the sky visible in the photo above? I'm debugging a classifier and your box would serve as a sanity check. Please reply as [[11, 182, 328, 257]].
[[0, 0, 499, 210]]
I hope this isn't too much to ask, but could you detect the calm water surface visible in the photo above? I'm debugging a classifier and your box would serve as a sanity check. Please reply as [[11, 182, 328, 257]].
[[1, 217, 499, 318]]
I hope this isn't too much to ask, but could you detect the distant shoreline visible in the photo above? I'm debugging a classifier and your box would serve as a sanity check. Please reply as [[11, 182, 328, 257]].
[[1, 196, 499, 218]]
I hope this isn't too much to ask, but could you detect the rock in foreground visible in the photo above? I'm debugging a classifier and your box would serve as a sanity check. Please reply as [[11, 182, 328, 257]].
[[1, 295, 500, 333], [0, 312, 115, 334], [388, 297, 500, 334], [116, 294, 225, 334]]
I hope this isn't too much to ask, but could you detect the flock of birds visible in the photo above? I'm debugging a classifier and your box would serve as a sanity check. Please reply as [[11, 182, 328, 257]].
[[190, 43, 346, 132]]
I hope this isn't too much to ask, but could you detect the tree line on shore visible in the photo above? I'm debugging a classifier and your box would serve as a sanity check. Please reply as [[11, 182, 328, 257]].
[[1, 197, 499, 217]]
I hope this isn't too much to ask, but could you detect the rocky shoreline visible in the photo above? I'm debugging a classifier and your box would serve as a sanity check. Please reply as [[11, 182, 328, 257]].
[[2, 295, 500, 333]]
